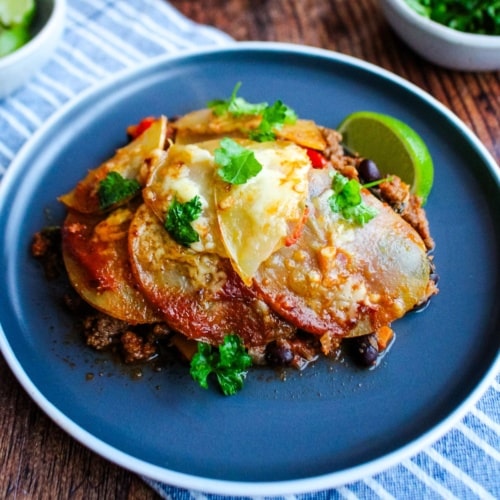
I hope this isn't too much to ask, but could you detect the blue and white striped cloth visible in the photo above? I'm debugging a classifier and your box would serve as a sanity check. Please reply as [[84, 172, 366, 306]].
[[1, 1, 498, 498], [0, 0, 231, 173]]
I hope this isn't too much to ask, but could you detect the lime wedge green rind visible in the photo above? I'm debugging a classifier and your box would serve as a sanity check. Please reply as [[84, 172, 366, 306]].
[[338, 111, 434, 204]]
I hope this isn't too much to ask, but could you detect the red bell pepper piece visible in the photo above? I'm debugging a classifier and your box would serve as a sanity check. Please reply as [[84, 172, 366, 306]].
[[127, 116, 156, 139], [306, 148, 327, 169]]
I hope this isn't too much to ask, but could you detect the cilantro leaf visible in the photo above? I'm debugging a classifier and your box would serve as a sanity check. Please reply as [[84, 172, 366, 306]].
[[189, 342, 216, 389], [97, 171, 141, 210], [164, 195, 203, 246], [328, 172, 378, 225], [249, 100, 298, 142], [214, 137, 262, 184], [405, 0, 500, 35], [207, 83, 298, 142], [190, 334, 252, 396], [207, 82, 268, 117], [265, 99, 298, 126]]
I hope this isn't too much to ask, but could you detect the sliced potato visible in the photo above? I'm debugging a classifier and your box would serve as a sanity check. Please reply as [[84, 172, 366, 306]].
[[254, 166, 436, 338], [128, 203, 296, 347], [214, 140, 311, 285], [143, 142, 227, 257], [62, 205, 161, 324], [145, 139, 312, 285], [173, 107, 326, 150], [276, 120, 327, 151], [59, 116, 167, 214], [173, 108, 260, 145]]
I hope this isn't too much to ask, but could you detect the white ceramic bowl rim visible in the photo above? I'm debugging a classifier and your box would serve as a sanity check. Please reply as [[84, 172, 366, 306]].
[[386, 0, 500, 46], [0, 0, 66, 69]]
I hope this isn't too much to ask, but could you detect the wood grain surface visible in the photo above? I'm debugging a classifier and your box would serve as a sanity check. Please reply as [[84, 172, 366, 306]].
[[1, 1, 498, 499]]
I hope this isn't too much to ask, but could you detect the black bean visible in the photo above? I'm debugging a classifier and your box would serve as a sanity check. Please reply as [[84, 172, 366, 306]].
[[348, 333, 379, 367], [358, 158, 382, 183], [265, 340, 294, 366]]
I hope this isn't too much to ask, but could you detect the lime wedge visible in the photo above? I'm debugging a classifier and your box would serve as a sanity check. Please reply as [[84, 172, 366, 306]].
[[0, 0, 35, 28], [338, 111, 434, 203]]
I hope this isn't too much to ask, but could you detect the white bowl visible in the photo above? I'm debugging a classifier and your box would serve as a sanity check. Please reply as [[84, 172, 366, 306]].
[[0, 0, 66, 99], [380, 0, 500, 71]]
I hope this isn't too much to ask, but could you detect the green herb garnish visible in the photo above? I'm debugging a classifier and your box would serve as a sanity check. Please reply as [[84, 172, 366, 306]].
[[328, 172, 380, 225], [207, 83, 298, 142], [165, 195, 203, 246], [190, 334, 253, 396], [207, 82, 267, 117], [97, 171, 141, 210], [0, 0, 35, 57], [405, 0, 500, 35], [214, 137, 263, 184], [249, 100, 298, 142]]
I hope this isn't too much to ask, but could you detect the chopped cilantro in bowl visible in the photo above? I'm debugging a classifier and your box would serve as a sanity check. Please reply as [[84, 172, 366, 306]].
[[0, 0, 66, 98], [381, 0, 500, 70], [0, 0, 36, 57], [404, 0, 500, 35]]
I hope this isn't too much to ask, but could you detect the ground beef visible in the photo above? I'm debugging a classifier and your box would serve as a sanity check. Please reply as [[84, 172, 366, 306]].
[[401, 195, 435, 250], [120, 330, 158, 363], [81, 310, 173, 362], [151, 322, 171, 339], [378, 177, 434, 250], [320, 126, 359, 179], [378, 176, 411, 213], [31, 227, 62, 280], [82, 313, 130, 350]]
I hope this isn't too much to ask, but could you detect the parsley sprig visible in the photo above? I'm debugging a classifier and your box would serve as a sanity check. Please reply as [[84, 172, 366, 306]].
[[207, 83, 298, 142], [207, 82, 267, 117], [405, 0, 500, 35], [165, 195, 203, 246], [249, 100, 298, 142], [328, 172, 381, 226], [190, 334, 253, 396], [214, 137, 262, 184], [97, 171, 141, 210]]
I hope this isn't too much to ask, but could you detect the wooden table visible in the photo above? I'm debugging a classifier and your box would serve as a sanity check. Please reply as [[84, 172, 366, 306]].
[[1, 1, 498, 498]]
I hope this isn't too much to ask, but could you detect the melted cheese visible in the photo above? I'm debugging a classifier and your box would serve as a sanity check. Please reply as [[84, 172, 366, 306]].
[[214, 141, 311, 284], [144, 143, 226, 256], [144, 139, 312, 285]]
